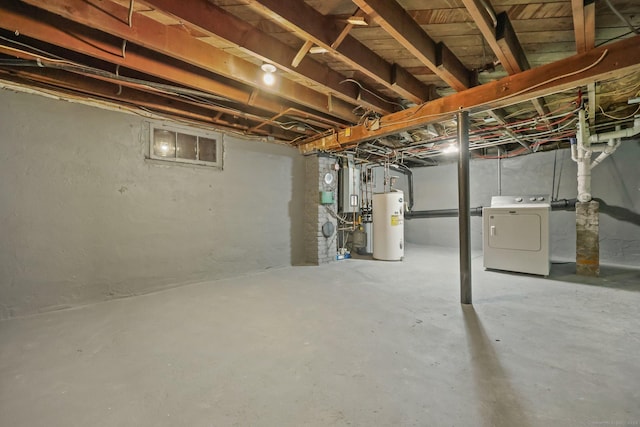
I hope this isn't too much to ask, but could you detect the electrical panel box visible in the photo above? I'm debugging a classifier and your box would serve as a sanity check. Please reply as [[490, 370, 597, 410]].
[[338, 155, 361, 213]]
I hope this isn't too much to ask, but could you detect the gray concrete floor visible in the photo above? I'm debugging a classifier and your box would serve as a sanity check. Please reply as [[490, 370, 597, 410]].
[[1, 244, 639, 427]]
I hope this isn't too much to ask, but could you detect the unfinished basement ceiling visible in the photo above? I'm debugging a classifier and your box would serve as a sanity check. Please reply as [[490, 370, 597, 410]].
[[0, 0, 639, 166]]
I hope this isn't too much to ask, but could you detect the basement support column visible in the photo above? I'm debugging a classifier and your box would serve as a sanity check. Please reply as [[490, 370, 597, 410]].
[[304, 154, 338, 265], [576, 200, 600, 276], [457, 110, 472, 304]]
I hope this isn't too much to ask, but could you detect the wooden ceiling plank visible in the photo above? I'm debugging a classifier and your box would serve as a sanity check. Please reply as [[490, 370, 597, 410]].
[[353, 0, 473, 91], [140, 0, 394, 113], [298, 35, 640, 153], [19, 0, 361, 121], [238, 0, 433, 104]]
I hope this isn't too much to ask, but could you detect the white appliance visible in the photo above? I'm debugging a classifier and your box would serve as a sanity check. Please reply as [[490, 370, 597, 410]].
[[483, 195, 550, 276], [373, 191, 404, 261]]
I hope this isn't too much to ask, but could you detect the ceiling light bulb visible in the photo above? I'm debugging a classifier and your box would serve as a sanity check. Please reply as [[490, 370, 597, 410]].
[[260, 63, 277, 86], [263, 72, 275, 86], [443, 144, 459, 154]]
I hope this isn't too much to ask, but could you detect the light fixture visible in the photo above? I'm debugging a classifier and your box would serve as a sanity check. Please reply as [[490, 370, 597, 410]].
[[261, 63, 276, 86], [442, 144, 459, 154]]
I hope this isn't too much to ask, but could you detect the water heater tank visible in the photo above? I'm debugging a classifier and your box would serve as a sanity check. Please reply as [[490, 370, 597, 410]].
[[372, 191, 404, 261]]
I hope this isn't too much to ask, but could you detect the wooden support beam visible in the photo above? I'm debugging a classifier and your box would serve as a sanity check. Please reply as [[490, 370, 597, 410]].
[[331, 9, 366, 50], [238, 0, 434, 104], [461, 1, 529, 74], [0, 68, 298, 140], [291, 40, 313, 68], [354, 0, 472, 91], [17, 0, 360, 122], [0, 5, 280, 115], [0, 45, 299, 132], [298, 35, 640, 153], [495, 12, 530, 74], [461, 1, 552, 129], [141, 0, 394, 113], [572, 0, 596, 54]]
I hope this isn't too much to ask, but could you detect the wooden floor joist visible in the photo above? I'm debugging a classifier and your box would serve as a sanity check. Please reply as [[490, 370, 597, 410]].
[[17, 0, 361, 122], [141, 0, 395, 112], [354, 0, 473, 91], [572, 0, 596, 54], [298, 35, 640, 153], [239, 0, 435, 104]]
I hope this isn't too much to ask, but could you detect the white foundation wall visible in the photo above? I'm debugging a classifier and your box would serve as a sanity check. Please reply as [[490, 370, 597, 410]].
[[405, 142, 640, 267], [0, 90, 305, 318]]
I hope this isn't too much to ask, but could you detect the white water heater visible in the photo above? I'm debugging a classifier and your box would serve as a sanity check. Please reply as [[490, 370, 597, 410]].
[[373, 191, 404, 261]]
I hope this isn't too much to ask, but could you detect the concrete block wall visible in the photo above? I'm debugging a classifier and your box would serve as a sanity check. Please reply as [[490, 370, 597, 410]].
[[304, 155, 338, 264], [406, 143, 640, 267], [0, 89, 305, 318]]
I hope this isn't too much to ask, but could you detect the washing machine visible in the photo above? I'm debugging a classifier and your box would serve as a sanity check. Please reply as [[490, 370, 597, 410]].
[[483, 195, 550, 276]]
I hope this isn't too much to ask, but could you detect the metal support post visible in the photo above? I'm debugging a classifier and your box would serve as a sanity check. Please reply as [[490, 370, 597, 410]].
[[457, 110, 472, 304]]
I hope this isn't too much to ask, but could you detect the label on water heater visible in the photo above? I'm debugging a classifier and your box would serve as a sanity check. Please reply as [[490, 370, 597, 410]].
[[390, 215, 403, 226]]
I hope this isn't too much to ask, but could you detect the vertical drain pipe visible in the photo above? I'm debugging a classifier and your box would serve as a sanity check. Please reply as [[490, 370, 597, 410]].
[[457, 110, 472, 304]]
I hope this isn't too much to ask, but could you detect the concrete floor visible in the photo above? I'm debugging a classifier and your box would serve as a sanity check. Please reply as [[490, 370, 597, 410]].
[[1, 245, 639, 427]]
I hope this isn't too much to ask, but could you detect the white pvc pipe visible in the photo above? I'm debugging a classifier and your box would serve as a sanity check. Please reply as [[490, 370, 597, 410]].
[[591, 138, 622, 170], [589, 118, 640, 143], [575, 109, 592, 202], [577, 157, 592, 202], [571, 110, 637, 201]]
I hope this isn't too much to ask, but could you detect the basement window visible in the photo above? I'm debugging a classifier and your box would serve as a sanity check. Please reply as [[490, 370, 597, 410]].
[[150, 125, 222, 168]]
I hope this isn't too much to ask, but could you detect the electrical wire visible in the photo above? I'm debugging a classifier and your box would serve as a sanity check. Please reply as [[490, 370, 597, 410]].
[[501, 50, 609, 102], [597, 104, 640, 120], [0, 39, 336, 142]]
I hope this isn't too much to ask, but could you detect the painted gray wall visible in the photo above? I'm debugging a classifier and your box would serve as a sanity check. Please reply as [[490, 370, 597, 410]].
[[406, 143, 640, 267], [0, 90, 305, 318]]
